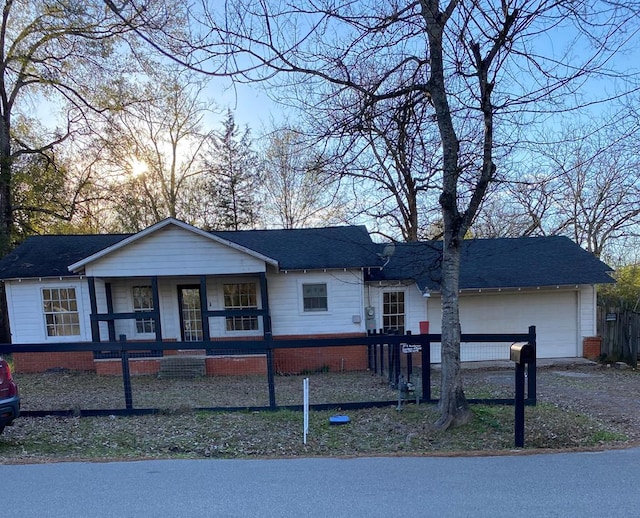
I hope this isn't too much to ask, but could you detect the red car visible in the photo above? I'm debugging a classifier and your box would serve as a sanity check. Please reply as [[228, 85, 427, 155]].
[[0, 357, 19, 435]]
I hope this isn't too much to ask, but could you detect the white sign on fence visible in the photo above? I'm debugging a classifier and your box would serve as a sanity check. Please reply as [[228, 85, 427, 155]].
[[401, 343, 422, 353]]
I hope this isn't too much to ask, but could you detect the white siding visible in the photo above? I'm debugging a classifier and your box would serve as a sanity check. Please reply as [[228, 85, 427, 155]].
[[268, 270, 365, 336], [83, 226, 266, 277], [579, 285, 597, 352], [427, 289, 580, 361], [364, 283, 428, 334], [5, 278, 92, 344]]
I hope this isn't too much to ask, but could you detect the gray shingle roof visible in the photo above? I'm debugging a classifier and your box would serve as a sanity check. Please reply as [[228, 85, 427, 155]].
[[368, 236, 614, 289], [0, 224, 613, 289], [0, 234, 130, 279], [210, 225, 378, 270], [0, 225, 379, 279]]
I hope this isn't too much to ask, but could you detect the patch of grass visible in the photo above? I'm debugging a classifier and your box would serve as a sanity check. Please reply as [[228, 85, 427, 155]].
[[300, 365, 330, 375], [590, 429, 628, 444], [470, 406, 505, 430]]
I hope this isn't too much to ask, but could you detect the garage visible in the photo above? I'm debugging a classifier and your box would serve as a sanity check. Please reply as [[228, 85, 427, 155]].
[[426, 289, 580, 361]]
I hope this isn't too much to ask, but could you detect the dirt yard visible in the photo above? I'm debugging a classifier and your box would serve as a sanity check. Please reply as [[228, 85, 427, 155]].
[[468, 361, 640, 442], [1, 359, 639, 462]]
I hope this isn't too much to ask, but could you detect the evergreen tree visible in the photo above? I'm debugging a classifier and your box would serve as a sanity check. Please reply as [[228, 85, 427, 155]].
[[205, 110, 260, 230]]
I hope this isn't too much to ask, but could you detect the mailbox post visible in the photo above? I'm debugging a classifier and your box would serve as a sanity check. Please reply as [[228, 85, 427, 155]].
[[510, 342, 535, 448]]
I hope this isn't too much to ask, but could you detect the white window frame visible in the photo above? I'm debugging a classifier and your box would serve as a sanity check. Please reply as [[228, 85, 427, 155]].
[[382, 289, 406, 334], [132, 285, 155, 336], [302, 282, 328, 312], [42, 287, 81, 338], [297, 279, 331, 316], [223, 281, 260, 333]]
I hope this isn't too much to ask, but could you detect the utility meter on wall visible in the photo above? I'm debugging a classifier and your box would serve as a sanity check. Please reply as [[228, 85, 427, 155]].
[[365, 307, 376, 331]]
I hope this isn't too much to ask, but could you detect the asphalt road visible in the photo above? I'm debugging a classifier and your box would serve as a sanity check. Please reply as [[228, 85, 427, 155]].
[[3, 448, 639, 517]]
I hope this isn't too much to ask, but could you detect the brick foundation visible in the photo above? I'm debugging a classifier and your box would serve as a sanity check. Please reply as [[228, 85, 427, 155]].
[[583, 336, 602, 360], [95, 358, 162, 376], [206, 355, 267, 376], [11, 333, 369, 375], [273, 345, 368, 374], [13, 351, 95, 373]]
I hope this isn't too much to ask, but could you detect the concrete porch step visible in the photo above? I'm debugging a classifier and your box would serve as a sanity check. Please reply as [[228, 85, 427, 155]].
[[158, 355, 206, 379]]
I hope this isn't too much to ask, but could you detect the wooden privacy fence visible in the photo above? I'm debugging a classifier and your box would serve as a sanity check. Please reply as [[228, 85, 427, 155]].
[[597, 307, 640, 367]]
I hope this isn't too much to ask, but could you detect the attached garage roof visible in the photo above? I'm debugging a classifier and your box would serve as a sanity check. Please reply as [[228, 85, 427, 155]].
[[368, 236, 614, 290]]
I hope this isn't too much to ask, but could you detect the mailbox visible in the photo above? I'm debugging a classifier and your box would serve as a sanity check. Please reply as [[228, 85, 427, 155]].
[[510, 342, 535, 364]]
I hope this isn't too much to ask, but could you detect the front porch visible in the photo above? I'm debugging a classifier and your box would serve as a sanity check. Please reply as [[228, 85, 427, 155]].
[[87, 273, 272, 353]]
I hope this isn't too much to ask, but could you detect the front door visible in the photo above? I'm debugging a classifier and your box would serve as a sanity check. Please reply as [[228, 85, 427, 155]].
[[178, 285, 203, 341]]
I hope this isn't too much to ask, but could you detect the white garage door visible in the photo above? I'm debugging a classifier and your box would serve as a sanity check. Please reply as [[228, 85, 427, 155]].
[[427, 291, 578, 361]]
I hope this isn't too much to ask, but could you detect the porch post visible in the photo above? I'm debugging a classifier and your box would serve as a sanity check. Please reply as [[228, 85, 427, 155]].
[[259, 272, 272, 336], [87, 277, 100, 342], [260, 272, 276, 409], [199, 275, 210, 341], [105, 282, 116, 341], [151, 276, 163, 341]]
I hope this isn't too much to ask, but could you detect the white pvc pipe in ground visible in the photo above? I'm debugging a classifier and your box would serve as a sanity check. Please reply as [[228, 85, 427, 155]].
[[303, 378, 309, 444]]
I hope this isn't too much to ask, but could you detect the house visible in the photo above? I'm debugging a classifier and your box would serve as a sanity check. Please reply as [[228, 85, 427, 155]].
[[0, 218, 613, 374]]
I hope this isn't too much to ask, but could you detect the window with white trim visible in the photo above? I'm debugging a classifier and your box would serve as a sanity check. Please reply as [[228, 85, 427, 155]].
[[382, 291, 405, 334], [42, 287, 81, 337], [132, 286, 155, 334], [224, 283, 258, 331], [302, 283, 328, 312]]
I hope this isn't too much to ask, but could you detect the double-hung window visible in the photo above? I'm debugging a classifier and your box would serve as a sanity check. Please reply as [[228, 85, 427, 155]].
[[132, 286, 155, 334], [302, 283, 328, 312], [42, 287, 81, 337], [224, 283, 258, 331]]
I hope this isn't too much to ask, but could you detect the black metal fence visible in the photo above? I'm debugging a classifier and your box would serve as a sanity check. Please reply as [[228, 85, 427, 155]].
[[0, 327, 536, 417]]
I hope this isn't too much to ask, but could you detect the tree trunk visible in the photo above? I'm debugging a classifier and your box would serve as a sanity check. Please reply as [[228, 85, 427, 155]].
[[421, 1, 472, 429], [435, 232, 472, 428], [0, 114, 12, 256]]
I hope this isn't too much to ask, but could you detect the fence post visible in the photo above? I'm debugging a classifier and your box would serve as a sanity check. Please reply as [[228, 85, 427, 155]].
[[265, 332, 276, 409], [514, 361, 525, 447], [421, 334, 431, 402], [527, 325, 537, 405], [379, 335, 384, 377], [368, 330, 378, 373], [119, 334, 133, 410], [406, 330, 413, 380]]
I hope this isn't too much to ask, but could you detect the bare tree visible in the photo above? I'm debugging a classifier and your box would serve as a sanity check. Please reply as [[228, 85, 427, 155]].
[[472, 173, 557, 238], [475, 117, 640, 262], [111, 0, 640, 428], [315, 90, 443, 241], [97, 73, 215, 231], [258, 126, 345, 229], [542, 124, 640, 260]]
